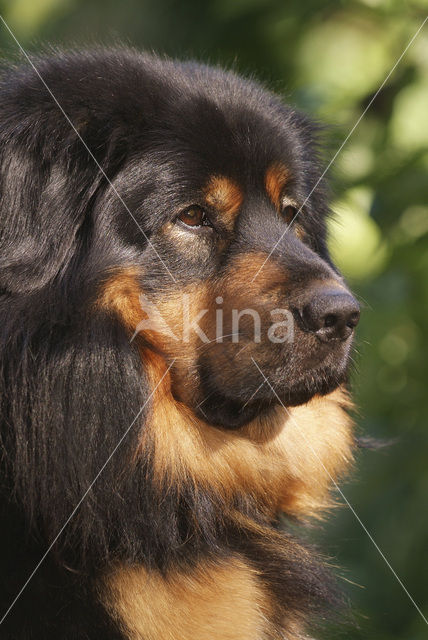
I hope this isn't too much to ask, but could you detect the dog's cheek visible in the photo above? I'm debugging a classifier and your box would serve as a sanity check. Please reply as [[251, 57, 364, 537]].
[[95, 266, 214, 410]]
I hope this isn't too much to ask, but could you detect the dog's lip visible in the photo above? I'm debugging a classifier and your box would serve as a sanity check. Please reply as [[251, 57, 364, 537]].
[[276, 364, 348, 404]]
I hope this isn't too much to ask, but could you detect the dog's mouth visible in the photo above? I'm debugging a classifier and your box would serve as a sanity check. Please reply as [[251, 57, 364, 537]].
[[270, 346, 352, 407], [144, 277, 360, 430], [184, 328, 355, 429]]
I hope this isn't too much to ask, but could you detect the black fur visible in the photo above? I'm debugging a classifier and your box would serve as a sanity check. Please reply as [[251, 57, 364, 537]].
[[0, 49, 356, 639]]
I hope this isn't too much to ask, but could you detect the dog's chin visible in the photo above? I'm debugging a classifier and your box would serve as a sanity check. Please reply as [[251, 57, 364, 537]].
[[274, 369, 348, 407], [194, 359, 350, 430]]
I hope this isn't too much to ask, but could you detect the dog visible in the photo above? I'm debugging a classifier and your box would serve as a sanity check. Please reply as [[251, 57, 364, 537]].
[[0, 49, 360, 639]]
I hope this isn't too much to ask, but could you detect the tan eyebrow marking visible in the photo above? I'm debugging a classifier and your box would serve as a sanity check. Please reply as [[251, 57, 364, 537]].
[[204, 175, 243, 228], [265, 163, 290, 210]]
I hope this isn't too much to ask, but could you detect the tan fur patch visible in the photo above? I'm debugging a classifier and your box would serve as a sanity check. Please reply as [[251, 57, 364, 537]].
[[95, 267, 205, 358], [205, 175, 243, 228], [275, 388, 355, 515], [218, 251, 288, 300], [144, 379, 354, 517], [96, 267, 146, 334], [265, 163, 290, 210], [101, 557, 275, 640], [95, 265, 211, 414]]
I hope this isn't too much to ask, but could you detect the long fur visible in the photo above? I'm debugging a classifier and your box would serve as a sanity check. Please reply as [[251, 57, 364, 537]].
[[0, 48, 357, 639]]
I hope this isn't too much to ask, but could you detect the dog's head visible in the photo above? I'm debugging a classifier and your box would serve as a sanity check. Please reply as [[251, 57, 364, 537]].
[[0, 50, 358, 567], [84, 56, 360, 429]]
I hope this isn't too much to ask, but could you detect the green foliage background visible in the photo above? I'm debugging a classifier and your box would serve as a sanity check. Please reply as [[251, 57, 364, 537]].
[[1, 1, 427, 637]]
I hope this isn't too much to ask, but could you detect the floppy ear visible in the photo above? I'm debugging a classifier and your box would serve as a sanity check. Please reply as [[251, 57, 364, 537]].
[[0, 127, 112, 294]]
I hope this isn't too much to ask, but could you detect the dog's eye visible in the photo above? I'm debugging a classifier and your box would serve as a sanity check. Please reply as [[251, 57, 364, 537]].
[[177, 205, 209, 228], [283, 205, 298, 225]]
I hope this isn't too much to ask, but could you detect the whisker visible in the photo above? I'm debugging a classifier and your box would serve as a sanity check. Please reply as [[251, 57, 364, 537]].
[[241, 380, 266, 410]]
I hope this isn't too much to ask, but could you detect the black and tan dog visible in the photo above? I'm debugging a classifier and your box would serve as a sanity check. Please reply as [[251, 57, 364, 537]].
[[0, 49, 360, 639]]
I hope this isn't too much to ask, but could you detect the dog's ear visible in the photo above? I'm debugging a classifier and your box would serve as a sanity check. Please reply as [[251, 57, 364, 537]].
[[0, 62, 129, 295], [0, 129, 114, 294]]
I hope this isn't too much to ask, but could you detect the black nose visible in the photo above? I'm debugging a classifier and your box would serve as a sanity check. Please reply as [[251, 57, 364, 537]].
[[301, 289, 360, 342]]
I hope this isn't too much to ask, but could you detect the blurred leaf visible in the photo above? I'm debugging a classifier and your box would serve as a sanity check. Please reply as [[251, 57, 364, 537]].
[[5, 0, 72, 37], [329, 188, 390, 280], [390, 81, 428, 151]]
